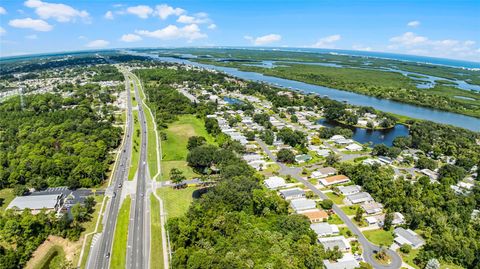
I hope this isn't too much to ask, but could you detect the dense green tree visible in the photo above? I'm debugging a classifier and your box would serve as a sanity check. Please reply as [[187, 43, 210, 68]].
[[277, 149, 296, 163], [187, 136, 206, 150]]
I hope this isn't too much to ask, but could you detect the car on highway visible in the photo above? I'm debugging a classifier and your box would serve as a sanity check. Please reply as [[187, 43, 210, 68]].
[[118, 183, 122, 188], [113, 192, 116, 198], [105, 252, 110, 258]]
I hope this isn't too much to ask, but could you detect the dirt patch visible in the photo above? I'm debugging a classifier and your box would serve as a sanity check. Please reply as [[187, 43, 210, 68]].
[[25, 235, 81, 269], [169, 124, 196, 138]]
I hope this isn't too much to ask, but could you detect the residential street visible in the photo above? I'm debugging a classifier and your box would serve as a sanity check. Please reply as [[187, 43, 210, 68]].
[[256, 138, 402, 269]]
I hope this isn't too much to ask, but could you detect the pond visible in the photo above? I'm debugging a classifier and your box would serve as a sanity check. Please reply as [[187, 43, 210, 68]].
[[317, 119, 410, 146]]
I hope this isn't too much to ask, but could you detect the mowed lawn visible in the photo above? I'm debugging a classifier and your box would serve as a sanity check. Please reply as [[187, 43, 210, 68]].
[[150, 194, 163, 269], [161, 115, 215, 161], [161, 160, 198, 181], [363, 229, 394, 246], [157, 187, 195, 219], [111, 196, 131, 269]]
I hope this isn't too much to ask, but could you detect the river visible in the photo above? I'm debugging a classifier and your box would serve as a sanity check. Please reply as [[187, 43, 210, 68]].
[[127, 51, 480, 132]]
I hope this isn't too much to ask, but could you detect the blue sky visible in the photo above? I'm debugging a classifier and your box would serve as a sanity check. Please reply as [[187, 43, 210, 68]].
[[1, 0, 479, 61]]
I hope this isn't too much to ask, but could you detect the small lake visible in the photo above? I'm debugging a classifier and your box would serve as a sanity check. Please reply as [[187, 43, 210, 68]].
[[223, 97, 244, 104], [317, 119, 410, 146], [126, 50, 480, 132]]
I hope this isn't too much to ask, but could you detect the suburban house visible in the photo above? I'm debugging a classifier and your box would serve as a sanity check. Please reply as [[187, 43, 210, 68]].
[[318, 236, 351, 252], [312, 167, 337, 178], [319, 175, 350, 186], [7, 194, 62, 214], [323, 254, 359, 269], [279, 188, 306, 200], [335, 138, 354, 145], [300, 209, 329, 223], [310, 223, 340, 237], [361, 202, 384, 215], [316, 149, 331, 157], [346, 192, 374, 204], [365, 216, 378, 225], [290, 199, 317, 213], [394, 228, 425, 248], [330, 135, 345, 141], [421, 169, 439, 181], [337, 185, 361, 196], [346, 143, 363, 151], [264, 176, 286, 190], [377, 212, 405, 227]]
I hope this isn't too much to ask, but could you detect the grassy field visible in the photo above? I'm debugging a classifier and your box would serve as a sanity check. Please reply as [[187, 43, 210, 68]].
[[143, 96, 159, 178], [341, 205, 360, 216], [32, 245, 65, 269], [161, 160, 199, 181], [327, 214, 344, 224], [157, 187, 195, 219], [110, 196, 131, 269], [76, 195, 104, 268], [325, 192, 345, 204], [0, 188, 14, 211], [399, 248, 420, 269], [150, 194, 164, 269], [128, 110, 141, 180], [363, 229, 394, 246], [161, 115, 215, 161]]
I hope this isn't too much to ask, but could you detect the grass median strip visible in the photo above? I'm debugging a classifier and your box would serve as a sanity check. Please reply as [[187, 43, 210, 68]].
[[110, 196, 131, 269], [150, 194, 164, 269], [128, 110, 141, 180]]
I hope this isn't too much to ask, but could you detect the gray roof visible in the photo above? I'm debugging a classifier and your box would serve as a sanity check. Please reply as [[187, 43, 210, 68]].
[[324, 259, 359, 269], [310, 223, 338, 235], [280, 188, 305, 198], [338, 185, 361, 195], [394, 228, 425, 247], [317, 167, 337, 175], [346, 192, 373, 204], [290, 199, 316, 212], [318, 236, 350, 251], [7, 194, 60, 210]]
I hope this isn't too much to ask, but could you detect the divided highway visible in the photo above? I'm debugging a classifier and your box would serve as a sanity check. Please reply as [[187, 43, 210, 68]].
[[126, 72, 150, 269], [89, 72, 134, 269]]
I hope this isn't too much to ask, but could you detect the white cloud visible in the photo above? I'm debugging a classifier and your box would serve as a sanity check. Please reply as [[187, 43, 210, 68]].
[[352, 44, 372, 51], [120, 33, 142, 42], [0, 6, 7, 15], [311, 34, 341, 48], [155, 4, 185, 20], [208, 23, 217, 30], [245, 34, 282, 46], [78, 35, 86, 39], [177, 14, 210, 24], [9, 18, 53, 31], [136, 24, 206, 41], [24, 0, 90, 23], [25, 34, 38, 39], [126, 5, 153, 19], [0, 27, 6, 36], [389, 32, 428, 46], [389, 32, 480, 61], [407, 20, 420, 27], [85, 39, 109, 48], [104, 10, 114, 20]]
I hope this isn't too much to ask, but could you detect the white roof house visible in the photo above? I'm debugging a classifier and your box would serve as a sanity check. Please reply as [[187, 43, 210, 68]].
[[330, 135, 345, 141], [346, 192, 374, 204], [290, 199, 317, 213], [323, 254, 359, 269], [318, 236, 351, 252], [243, 154, 263, 162], [394, 228, 425, 249], [346, 143, 363, 151], [337, 185, 361, 196], [279, 188, 306, 200], [264, 176, 286, 190], [310, 223, 340, 237], [361, 202, 384, 215]]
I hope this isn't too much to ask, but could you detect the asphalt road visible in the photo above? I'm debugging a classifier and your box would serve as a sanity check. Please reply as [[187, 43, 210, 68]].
[[89, 72, 134, 269], [256, 138, 402, 269], [126, 72, 150, 269]]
